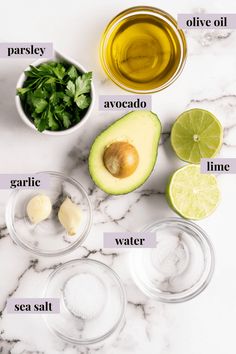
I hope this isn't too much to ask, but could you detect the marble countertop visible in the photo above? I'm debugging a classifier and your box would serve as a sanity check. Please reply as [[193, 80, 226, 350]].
[[0, 0, 236, 353]]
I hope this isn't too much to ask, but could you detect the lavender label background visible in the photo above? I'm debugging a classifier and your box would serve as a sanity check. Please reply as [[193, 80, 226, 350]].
[[0, 43, 53, 58], [0, 173, 50, 189], [104, 232, 156, 248], [7, 298, 60, 314], [99, 95, 152, 111], [178, 14, 236, 29], [201, 158, 236, 174]]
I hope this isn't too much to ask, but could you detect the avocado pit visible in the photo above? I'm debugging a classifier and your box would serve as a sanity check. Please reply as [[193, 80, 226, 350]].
[[103, 141, 139, 178]]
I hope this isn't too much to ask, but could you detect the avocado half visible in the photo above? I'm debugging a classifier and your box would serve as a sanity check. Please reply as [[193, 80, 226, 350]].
[[88, 110, 162, 195]]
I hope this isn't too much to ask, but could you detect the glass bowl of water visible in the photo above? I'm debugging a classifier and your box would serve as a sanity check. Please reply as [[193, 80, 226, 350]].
[[130, 218, 215, 303]]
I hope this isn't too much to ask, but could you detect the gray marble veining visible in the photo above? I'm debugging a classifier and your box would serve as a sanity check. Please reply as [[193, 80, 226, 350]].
[[0, 0, 236, 353]]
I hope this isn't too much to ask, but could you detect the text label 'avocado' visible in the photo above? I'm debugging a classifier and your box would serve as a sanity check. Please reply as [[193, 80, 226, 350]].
[[99, 95, 152, 111]]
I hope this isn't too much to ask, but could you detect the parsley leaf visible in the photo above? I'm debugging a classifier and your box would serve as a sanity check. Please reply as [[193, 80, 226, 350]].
[[75, 72, 92, 97], [52, 63, 66, 80], [31, 98, 48, 113], [34, 117, 48, 132], [61, 111, 72, 128], [66, 81, 76, 97], [17, 87, 30, 95], [67, 65, 78, 80], [75, 94, 91, 109], [48, 109, 59, 131]]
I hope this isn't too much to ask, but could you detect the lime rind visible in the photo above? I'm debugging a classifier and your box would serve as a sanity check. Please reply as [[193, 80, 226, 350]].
[[171, 108, 223, 164], [166, 165, 220, 220]]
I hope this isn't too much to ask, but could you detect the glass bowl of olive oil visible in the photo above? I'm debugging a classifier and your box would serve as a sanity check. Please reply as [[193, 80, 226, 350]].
[[100, 6, 187, 93]]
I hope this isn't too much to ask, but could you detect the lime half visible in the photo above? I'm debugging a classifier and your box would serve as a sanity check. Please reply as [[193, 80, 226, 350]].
[[166, 165, 220, 220], [171, 109, 223, 164]]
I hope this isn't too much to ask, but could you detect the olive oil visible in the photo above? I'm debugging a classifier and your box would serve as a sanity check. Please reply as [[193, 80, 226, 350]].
[[101, 7, 186, 92]]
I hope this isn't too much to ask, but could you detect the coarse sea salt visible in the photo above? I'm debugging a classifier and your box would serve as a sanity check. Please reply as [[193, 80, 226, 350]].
[[63, 273, 107, 320]]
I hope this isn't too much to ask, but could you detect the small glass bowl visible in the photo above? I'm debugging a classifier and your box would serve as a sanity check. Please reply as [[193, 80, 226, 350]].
[[130, 218, 215, 303], [43, 259, 126, 346], [5, 172, 92, 257], [100, 6, 187, 93]]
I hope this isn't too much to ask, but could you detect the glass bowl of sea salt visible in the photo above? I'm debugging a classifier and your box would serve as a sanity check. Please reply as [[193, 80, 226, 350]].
[[130, 218, 215, 303], [43, 259, 126, 347]]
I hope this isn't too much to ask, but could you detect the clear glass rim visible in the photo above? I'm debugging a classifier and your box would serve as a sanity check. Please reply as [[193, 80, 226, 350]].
[[100, 6, 187, 94], [43, 259, 127, 345], [5, 171, 93, 257], [130, 217, 215, 303]]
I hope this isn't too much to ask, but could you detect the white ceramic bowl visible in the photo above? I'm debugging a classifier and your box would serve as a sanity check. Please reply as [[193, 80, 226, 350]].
[[15, 51, 94, 136]]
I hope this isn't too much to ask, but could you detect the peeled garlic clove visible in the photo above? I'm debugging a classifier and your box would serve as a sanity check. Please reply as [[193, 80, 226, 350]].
[[27, 194, 52, 224], [58, 197, 81, 236]]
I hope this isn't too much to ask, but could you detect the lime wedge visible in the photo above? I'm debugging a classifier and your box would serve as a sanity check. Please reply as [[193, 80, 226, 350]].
[[166, 165, 220, 220], [171, 109, 223, 164]]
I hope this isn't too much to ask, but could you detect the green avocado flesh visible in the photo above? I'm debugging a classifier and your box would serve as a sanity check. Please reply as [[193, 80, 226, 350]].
[[88, 111, 162, 195]]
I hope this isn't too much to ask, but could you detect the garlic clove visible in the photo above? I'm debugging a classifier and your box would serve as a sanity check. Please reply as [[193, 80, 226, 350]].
[[26, 194, 52, 224], [58, 197, 81, 236]]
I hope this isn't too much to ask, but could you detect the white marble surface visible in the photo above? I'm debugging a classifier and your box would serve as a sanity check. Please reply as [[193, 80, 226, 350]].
[[0, 0, 236, 353]]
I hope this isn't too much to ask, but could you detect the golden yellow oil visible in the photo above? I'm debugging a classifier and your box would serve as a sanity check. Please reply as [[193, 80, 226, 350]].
[[102, 11, 184, 92]]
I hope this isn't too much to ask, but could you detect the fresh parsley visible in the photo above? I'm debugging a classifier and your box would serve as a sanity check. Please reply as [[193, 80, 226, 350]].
[[17, 61, 92, 132]]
